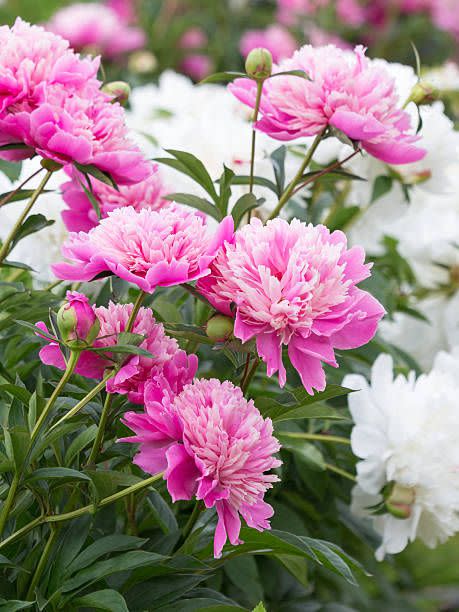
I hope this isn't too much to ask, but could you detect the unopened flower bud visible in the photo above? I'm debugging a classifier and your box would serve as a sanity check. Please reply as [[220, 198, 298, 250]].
[[128, 50, 157, 74], [102, 81, 131, 106], [385, 483, 416, 519], [245, 48, 273, 80], [407, 81, 439, 106], [57, 291, 100, 348], [205, 314, 234, 342], [40, 158, 63, 172]]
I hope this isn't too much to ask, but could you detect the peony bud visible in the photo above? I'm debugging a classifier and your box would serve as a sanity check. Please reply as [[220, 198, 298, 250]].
[[40, 158, 63, 172], [205, 314, 234, 342], [385, 483, 416, 520], [57, 291, 100, 348], [102, 81, 131, 106], [245, 47, 273, 80], [407, 81, 439, 106]]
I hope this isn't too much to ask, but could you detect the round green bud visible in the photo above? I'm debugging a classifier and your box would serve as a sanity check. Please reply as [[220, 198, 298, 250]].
[[205, 314, 234, 342], [408, 81, 439, 106], [245, 48, 273, 80], [102, 81, 131, 106], [385, 483, 415, 519], [40, 159, 63, 172]]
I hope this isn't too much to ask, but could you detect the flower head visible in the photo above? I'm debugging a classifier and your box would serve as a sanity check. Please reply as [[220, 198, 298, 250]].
[[61, 163, 167, 232], [57, 291, 100, 347], [229, 44, 426, 164], [53, 205, 234, 292], [0, 19, 150, 184], [121, 378, 281, 557], [198, 218, 384, 393], [346, 352, 459, 559], [47, 3, 145, 59], [38, 302, 197, 404], [240, 25, 297, 63]]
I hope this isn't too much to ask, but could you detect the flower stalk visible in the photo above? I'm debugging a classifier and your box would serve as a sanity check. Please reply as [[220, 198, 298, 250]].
[[86, 392, 114, 466]]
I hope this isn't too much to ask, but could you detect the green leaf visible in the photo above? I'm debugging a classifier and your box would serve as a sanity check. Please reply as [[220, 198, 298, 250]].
[[3, 426, 30, 470], [61, 550, 165, 593], [0, 383, 31, 404], [217, 165, 235, 215], [77, 176, 101, 220], [87, 344, 153, 358], [0, 601, 34, 612], [229, 175, 278, 193], [164, 150, 218, 202], [11, 214, 54, 249], [325, 206, 361, 232], [67, 535, 148, 574], [72, 590, 128, 612], [275, 555, 308, 588], [0, 159, 22, 182], [231, 193, 263, 227], [270, 69, 309, 79], [0, 188, 52, 206], [74, 162, 118, 190], [371, 175, 393, 203], [0, 260, 33, 271], [278, 435, 326, 470], [164, 192, 222, 220], [199, 71, 246, 84], [0, 143, 31, 152], [14, 320, 58, 342], [270, 146, 287, 195], [147, 490, 178, 535], [252, 604, 267, 612], [64, 425, 98, 465], [25, 467, 91, 484], [225, 557, 263, 605]]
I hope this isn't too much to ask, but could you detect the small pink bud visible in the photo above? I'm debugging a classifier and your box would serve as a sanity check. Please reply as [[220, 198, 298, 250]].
[[57, 291, 100, 348]]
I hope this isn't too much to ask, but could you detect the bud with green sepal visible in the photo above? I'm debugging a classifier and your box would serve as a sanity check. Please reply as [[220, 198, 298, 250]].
[[384, 482, 416, 519], [102, 81, 131, 106], [57, 291, 100, 349], [245, 48, 273, 81], [205, 314, 234, 342]]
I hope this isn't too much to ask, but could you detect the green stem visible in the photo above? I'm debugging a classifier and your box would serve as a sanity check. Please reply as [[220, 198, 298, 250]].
[[0, 166, 44, 208], [30, 350, 80, 444], [282, 433, 350, 445], [44, 279, 64, 293], [49, 370, 114, 432], [247, 79, 265, 221], [0, 473, 19, 538], [0, 473, 163, 549], [268, 130, 326, 221], [325, 463, 356, 482], [126, 291, 146, 332], [0, 170, 53, 264], [86, 393, 113, 467], [26, 525, 59, 601], [241, 357, 260, 394]]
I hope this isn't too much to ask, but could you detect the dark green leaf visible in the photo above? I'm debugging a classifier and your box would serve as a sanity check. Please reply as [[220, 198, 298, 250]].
[[278, 435, 326, 470], [0, 143, 31, 151], [147, 490, 179, 535], [164, 150, 218, 202], [270, 70, 309, 79], [74, 162, 118, 190], [87, 344, 153, 358], [199, 71, 247, 84], [10, 214, 54, 248], [164, 193, 222, 220], [229, 175, 278, 194], [0, 601, 34, 612], [64, 425, 98, 465], [270, 146, 287, 195], [0, 159, 22, 182], [77, 176, 101, 220], [0, 189, 52, 206], [371, 175, 393, 203], [67, 535, 148, 574], [72, 590, 129, 612], [325, 206, 360, 232], [231, 193, 263, 227], [0, 383, 31, 404], [25, 467, 91, 484]]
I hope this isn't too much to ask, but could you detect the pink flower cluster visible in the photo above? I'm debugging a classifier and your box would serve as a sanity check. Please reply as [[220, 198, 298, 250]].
[[240, 25, 297, 62], [198, 218, 384, 393], [47, 2, 146, 59], [0, 19, 150, 184], [179, 27, 213, 81], [53, 206, 234, 292], [121, 377, 281, 557], [229, 45, 426, 165], [38, 300, 197, 404], [61, 162, 167, 232]]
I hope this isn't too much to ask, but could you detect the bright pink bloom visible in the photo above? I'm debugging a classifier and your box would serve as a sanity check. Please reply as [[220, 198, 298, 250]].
[[240, 26, 297, 63], [337, 0, 366, 25], [277, 0, 329, 25], [107, 0, 137, 23], [0, 19, 150, 184], [61, 163, 167, 232], [38, 302, 197, 404], [180, 55, 213, 82], [229, 44, 426, 165], [180, 27, 208, 49], [121, 378, 281, 557], [198, 218, 385, 393], [431, 0, 459, 39], [47, 3, 145, 59], [53, 206, 234, 292], [57, 291, 100, 344]]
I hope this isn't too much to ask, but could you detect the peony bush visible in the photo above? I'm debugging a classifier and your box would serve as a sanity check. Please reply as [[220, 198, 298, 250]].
[[0, 2, 459, 610]]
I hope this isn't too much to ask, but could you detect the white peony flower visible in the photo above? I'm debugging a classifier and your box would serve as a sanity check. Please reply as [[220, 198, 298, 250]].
[[345, 353, 459, 560], [424, 61, 459, 92], [0, 159, 68, 284]]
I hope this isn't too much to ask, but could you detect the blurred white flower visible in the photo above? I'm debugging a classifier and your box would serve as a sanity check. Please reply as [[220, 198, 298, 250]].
[[345, 352, 459, 560], [0, 159, 67, 284], [424, 61, 459, 92]]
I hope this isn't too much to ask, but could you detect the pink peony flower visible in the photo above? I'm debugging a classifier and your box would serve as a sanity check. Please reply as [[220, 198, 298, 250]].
[[336, 0, 366, 25], [229, 44, 426, 165], [180, 55, 213, 82], [47, 3, 146, 59], [52, 205, 234, 292], [198, 218, 385, 393], [179, 27, 208, 50], [277, 0, 329, 25], [56, 291, 100, 346], [0, 19, 150, 184], [240, 26, 297, 63], [121, 377, 281, 557], [61, 163, 167, 232], [431, 0, 459, 40], [38, 302, 197, 404]]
